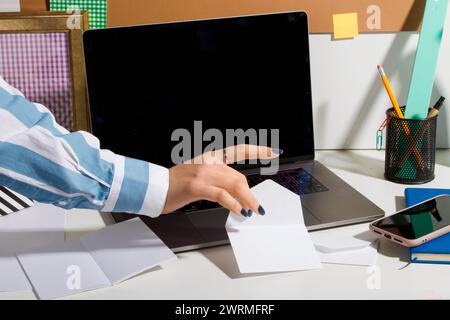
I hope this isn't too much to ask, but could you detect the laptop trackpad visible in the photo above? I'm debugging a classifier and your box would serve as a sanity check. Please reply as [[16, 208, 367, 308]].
[[188, 209, 229, 243], [140, 214, 205, 249]]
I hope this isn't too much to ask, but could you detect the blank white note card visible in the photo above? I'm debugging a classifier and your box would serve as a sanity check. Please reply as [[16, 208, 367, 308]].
[[226, 180, 321, 273]]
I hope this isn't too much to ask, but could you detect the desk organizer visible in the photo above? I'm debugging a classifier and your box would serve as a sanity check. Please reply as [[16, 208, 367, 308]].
[[384, 107, 437, 184]]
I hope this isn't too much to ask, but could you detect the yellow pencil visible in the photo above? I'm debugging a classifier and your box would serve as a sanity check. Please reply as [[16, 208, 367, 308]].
[[377, 64, 424, 168], [377, 65, 404, 118]]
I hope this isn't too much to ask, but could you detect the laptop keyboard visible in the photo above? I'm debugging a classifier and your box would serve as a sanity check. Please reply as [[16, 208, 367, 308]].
[[247, 168, 329, 195], [176, 168, 328, 214]]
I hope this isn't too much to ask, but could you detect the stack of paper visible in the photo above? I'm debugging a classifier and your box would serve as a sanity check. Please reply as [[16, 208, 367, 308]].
[[18, 218, 177, 299], [226, 180, 322, 274]]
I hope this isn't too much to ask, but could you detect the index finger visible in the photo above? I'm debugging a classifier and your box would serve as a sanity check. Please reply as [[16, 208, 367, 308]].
[[224, 144, 281, 164]]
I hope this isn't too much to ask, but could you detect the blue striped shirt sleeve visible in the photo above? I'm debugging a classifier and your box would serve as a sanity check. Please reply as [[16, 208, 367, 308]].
[[0, 76, 169, 218]]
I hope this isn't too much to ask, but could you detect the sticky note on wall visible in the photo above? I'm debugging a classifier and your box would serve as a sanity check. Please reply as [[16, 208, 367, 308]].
[[333, 12, 359, 39]]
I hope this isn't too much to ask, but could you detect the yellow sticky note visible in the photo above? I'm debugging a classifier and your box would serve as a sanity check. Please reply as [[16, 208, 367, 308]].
[[333, 13, 359, 39]]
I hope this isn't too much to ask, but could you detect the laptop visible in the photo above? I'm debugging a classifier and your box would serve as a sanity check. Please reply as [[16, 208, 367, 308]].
[[83, 11, 384, 252]]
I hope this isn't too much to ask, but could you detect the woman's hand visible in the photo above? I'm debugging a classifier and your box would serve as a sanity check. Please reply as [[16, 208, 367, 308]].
[[162, 145, 280, 217]]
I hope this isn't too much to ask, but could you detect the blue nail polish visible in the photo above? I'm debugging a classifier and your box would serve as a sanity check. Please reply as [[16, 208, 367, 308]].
[[272, 148, 284, 155], [258, 205, 266, 216], [247, 210, 253, 217], [241, 209, 248, 217]]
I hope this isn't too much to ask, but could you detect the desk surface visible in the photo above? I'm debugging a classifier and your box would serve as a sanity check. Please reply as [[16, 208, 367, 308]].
[[3, 150, 450, 300]]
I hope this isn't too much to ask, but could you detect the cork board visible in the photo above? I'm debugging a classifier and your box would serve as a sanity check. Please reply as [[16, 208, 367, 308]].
[[20, 0, 48, 11], [108, 0, 425, 33]]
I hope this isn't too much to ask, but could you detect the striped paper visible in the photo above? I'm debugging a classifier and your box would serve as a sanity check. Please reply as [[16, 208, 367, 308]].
[[0, 187, 34, 216]]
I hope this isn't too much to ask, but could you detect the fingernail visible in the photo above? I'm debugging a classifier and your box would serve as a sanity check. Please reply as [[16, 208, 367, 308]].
[[258, 205, 266, 216], [272, 148, 284, 155], [240, 208, 248, 217], [247, 210, 253, 217]]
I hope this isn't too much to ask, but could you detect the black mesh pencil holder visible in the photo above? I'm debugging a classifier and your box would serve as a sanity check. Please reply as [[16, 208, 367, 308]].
[[384, 107, 437, 184]]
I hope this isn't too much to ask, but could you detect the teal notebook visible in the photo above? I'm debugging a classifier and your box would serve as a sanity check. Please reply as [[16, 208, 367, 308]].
[[405, 188, 450, 264]]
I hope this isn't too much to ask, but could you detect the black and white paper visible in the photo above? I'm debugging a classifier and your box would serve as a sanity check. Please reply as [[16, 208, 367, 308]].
[[0, 187, 34, 216]]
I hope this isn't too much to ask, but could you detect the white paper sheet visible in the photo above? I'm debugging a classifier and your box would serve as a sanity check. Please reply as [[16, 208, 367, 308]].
[[226, 179, 304, 228], [0, 204, 66, 255], [18, 218, 177, 299], [18, 240, 111, 300], [81, 218, 177, 284], [315, 241, 379, 266], [0, 204, 65, 292], [309, 225, 378, 253], [0, 0, 20, 12], [0, 257, 32, 292], [226, 180, 321, 273], [310, 224, 379, 266]]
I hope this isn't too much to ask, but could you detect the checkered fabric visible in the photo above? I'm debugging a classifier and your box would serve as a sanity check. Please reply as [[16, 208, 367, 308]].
[[0, 33, 74, 130], [50, 0, 107, 29]]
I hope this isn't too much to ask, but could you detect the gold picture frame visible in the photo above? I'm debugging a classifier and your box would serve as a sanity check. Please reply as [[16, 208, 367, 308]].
[[0, 11, 90, 132]]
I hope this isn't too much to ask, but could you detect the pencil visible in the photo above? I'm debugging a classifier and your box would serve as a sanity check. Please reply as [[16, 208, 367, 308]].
[[377, 65, 404, 118], [377, 65, 424, 169]]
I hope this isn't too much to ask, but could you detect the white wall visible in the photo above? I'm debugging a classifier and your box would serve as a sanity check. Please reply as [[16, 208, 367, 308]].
[[309, 8, 450, 150]]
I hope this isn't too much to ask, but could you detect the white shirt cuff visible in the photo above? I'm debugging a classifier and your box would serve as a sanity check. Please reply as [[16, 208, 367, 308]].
[[136, 163, 169, 218], [102, 155, 125, 213]]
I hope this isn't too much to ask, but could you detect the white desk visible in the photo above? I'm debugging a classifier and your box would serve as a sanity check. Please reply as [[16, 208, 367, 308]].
[[3, 150, 450, 300]]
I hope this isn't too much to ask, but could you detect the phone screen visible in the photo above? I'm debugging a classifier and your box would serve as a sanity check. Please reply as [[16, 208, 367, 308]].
[[372, 195, 450, 240]]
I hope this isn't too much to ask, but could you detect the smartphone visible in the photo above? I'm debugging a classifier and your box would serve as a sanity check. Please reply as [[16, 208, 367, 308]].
[[370, 195, 450, 247]]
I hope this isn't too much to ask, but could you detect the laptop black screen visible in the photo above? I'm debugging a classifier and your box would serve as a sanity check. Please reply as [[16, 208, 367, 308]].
[[84, 12, 314, 168]]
